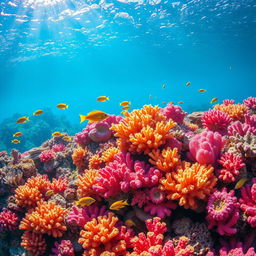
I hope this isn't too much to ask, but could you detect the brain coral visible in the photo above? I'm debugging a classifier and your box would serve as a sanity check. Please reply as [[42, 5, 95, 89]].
[[111, 105, 176, 154]]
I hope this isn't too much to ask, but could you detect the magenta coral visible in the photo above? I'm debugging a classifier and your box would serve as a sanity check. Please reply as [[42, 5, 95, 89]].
[[218, 243, 256, 256], [206, 188, 239, 235], [217, 153, 245, 182], [0, 208, 19, 231], [223, 99, 235, 105], [160, 104, 187, 124], [39, 150, 56, 162], [50, 240, 75, 256], [93, 152, 162, 198], [188, 131, 226, 164], [88, 122, 112, 143], [243, 96, 256, 110], [52, 144, 66, 152], [245, 114, 256, 128], [202, 110, 232, 134], [240, 178, 256, 227], [144, 201, 177, 218], [228, 121, 256, 136]]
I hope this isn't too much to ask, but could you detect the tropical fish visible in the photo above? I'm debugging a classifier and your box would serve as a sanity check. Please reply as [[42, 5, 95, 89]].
[[63, 136, 72, 142], [235, 178, 248, 189], [57, 103, 68, 109], [198, 89, 206, 93], [12, 139, 20, 144], [52, 131, 62, 137], [162, 84, 166, 88], [110, 200, 129, 211], [16, 116, 29, 123], [125, 219, 136, 227], [169, 102, 174, 104], [210, 98, 218, 104], [186, 82, 191, 86], [13, 132, 23, 137], [80, 110, 108, 123], [45, 190, 55, 197], [97, 96, 109, 102], [75, 197, 96, 207], [122, 106, 131, 110], [120, 101, 131, 106], [33, 110, 44, 116], [178, 101, 184, 104]]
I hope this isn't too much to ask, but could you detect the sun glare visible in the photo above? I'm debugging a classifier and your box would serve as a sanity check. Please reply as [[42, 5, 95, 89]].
[[23, 0, 65, 8]]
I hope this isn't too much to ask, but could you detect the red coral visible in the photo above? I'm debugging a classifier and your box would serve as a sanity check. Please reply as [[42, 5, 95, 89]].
[[0, 208, 18, 231], [223, 99, 235, 105], [52, 144, 66, 152], [39, 150, 56, 162]]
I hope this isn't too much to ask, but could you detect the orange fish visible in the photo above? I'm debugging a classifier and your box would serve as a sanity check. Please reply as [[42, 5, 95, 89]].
[[57, 103, 68, 109], [97, 96, 109, 102], [13, 132, 23, 137], [198, 89, 206, 93], [80, 111, 108, 123], [16, 116, 29, 123], [33, 110, 44, 116]]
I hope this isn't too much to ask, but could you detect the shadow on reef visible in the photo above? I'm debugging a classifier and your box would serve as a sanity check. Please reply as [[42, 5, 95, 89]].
[[0, 109, 80, 153]]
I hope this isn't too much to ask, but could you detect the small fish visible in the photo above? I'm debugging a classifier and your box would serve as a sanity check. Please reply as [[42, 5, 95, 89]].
[[186, 82, 191, 86], [57, 103, 68, 109], [198, 89, 206, 93], [162, 84, 166, 88], [125, 219, 136, 227], [52, 131, 62, 137], [178, 101, 184, 104], [12, 139, 20, 144], [80, 110, 108, 123], [97, 96, 109, 102], [169, 102, 174, 104], [33, 110, 44, 116], [122, 106, 131, 110], [75, 197, 96, 207], [110, 200, 129, 211], [45, 190, 55, 197], [120, 101, 131, 106], [16, 116, 29, 124], [235, 178, 248, 189], [13, 132, 23, 137], [210, 98, 218, 104], [63, 136, 72, 142]]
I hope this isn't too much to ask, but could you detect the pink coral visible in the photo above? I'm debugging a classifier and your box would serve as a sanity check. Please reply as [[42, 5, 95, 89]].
[[93, 152, 162, 198], [244, 96, 256, 110], [0, 208, 18, 231], [240, 178, 256, 227], [160, 104, 187, 124], [131, 190, 148, 208], [50, 240, 75, 256], [202, 110, 232, 134], [188, 131, 226, 164], [217, 153, 245, 182], [39, 150, 56, 162], [223, 99, 235, 105], [228, 121, 256, 136], [144, 201, 177, 218], [245, 114, 256, 128], [52, 144, 66, 153], [218, 243, 256, 256], [206, 188, 239, 235]]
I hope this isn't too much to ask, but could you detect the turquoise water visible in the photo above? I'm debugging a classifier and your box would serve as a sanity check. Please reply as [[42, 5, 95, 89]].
[[0, 0, 255, 151]]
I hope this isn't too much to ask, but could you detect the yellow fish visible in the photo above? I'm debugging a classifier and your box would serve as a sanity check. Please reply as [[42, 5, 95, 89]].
[[80, 110, 108, 123], [198, 89, 206, 93], [125, 219, 136, 227], [120, 101, 131, 106], [178, 101, 184, 104], [122, 106, 131, 110], [12, 139, 20, 144], [75, 197, 96, 207], [186, 82, 191, 86], [97, 96, 109, 102], [16, 116, 29, 124], [45, 190, 55, 197], [110, 200, 129, 211], [210, 98, 218, 104], [52, 131, 62, 137], [63, 136, 72, 142], [235, 178, 248, 189], [162, 84, 166, 88], [13, 132, 23, 137], [57, 103, 68, 109], [33, 110, 44, 116]]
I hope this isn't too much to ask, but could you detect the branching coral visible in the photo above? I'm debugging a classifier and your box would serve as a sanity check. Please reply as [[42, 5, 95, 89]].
[[101, 147, 120, 164], [160, 104, 187, 124], [88, 154, 104, 169], [228, 121, 256, 136], [72, 148, 88, 169], [0, 208, 18, 231], [49, 177, 69, 193], [206, 188, 239, 235], [243, 96, 256, 110], [160, 162, 217, 209], [50, 240, 75, 256], [111, 105, 176, 154], [20, 201, 68, 237], [25, 174, 51, 193]]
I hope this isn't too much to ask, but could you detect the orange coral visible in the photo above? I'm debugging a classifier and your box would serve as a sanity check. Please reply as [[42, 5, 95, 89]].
[[25, 174, 51, 193], [20, 201, 68, 237], [78, 212, 119, 249], [15, 185, 42, 209], [184, 122, 199, 131], [72, 147, 88, 168], [111, 105, 176, 154], [214, 103, 248, 121], [160, 162, 217, 210], [21, 231, 46, 256], [89, 154, 104, 169], [75, 169, 100, 198], [49, 178, 68, 193], [149, 147, 180, 172], [101, 147, 120, 164]]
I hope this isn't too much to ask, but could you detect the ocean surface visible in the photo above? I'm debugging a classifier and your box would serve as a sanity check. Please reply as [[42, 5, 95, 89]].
[[0, 0, 255, 152]]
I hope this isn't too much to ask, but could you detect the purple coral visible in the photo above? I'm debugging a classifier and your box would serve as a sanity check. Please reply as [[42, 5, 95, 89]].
[[206, 188, 239, 235], [160, 103, 187, 124], [50, 240, 74, 256], [188, 131, 226, 164]]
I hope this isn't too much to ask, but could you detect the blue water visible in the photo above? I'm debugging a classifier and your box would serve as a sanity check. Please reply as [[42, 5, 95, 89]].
[[0, 0, 255, 151]]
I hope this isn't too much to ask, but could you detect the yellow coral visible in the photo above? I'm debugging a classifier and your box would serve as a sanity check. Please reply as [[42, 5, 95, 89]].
[[111, 105, 176, 154], [149, 147, 180, 172], [72, 148, 87, 168], [214, 103, 248, 121], [160, 162, 217, 210], [101, 147, 120, 164]]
